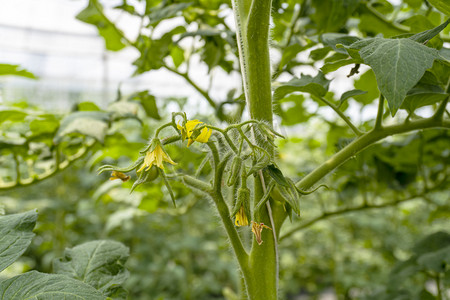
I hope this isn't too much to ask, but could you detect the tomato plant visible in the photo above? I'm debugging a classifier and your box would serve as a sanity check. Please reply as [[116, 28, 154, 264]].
[[1, 0, 449, 299]]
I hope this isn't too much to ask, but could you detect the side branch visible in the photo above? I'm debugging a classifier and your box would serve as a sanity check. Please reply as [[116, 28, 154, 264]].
[[280, 194, 426, 241], [296, 117, 450, 191], [0, 141, 96, 191], [375, 94, 384, 129], [207, 141, 249, 271], [163, 64, 217, 110], [318, 96, 363, 136]]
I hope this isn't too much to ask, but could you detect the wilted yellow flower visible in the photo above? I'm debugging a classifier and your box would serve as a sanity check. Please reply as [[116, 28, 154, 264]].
[[251, 221, 272, 245], [234, 206, 249, 227], [137, 141, 176, 172], [177, 119, 212, 147], [109, 171, 130, 182]]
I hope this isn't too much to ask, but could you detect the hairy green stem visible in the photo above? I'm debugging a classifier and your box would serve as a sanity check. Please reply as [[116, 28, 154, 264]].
[[245, 1, 273, 123], [281, 193, 427, 240], [207, 142, 250, 273], [375, 95, 384, 129], [318, 96, 363, 136], [0, 141, 96, 191], [231, 0, 277, 298], [163, 64, 217, 110], [296, 117, 450, 192]]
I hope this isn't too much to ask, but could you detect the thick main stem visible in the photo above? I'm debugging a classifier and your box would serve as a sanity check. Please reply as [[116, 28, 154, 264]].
[[232, 0, 277, 299], [245, 1, 273, 123]]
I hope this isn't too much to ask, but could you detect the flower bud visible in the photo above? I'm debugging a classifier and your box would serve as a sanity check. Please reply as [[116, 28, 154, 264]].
[[227, 156, 242, 187], [231, 186, 251, 227]]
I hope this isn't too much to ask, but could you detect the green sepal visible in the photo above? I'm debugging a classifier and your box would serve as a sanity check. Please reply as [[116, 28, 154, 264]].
[[271, 178, 301, 216], [130, 170, 150, 193], [253, 182, 275, 220], [231, 187, 250, 217], [139, 138, 160, 154], [266, 164, 289, 187], [247, 148, 271, 176], [284, 202, 294, 223], [97, 156, 145, 175]]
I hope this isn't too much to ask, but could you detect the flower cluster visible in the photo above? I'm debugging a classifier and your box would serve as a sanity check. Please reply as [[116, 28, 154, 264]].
[[106, 117, 213, 207], [137, 140, 176, 172], [177, 119, 212, 147]]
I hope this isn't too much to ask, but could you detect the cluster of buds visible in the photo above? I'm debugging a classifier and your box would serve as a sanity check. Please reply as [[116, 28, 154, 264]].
[[230, 170, 272, 245], [100, 116, 213, 206], [101, 115, 286, 245]]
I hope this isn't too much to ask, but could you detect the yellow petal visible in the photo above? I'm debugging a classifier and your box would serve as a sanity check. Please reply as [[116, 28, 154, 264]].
[[162, 151, 177, 165], [185, 120, 202, 138], [195, 127, 212, 143], [137, 163, 146, 173], [154, 145, 164, 169], [235, 206, 248, 226], [144, 152, 153, 170]]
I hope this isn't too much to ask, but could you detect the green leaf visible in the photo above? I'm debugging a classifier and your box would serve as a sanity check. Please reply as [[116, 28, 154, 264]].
[[55, 111, 110, 143], [0, 210, 37, 272], [0, 64, 37, 79], [319, 33, 361, 54], [311, 0, 359, 32], [350, 38, 440, 115], [389, 257, 421, 284], [409, 19, 450, 44], [275, 94, 312, 126], [133, 26, 186, 73], [178, 27, 222, 40], [358, 12, 406, 38], [266, 164, 289, 187], [29, 115, 59, 135], [427, 0, 450, 15], [129, 91, 161, 120], [412, 231, 450, 255], [280, 44, 309, 69], [76, 0, 126, 51], [0, 110, 27, 125], [309, 47, 332, 61], [170, 46, 185, 68], [53, 240, 129, 297], [352, 69, 380, 105], [273, 72, 330, 100], [440, 47, 450, 61], [0, 271, 106, 299], [404, 0, 423, 9], [148, 3, 192, 25], [417, 246, 450, 272], [77, 101, 101, 111], [321, 58, 359, 74], [401, 84, 447, 113], [338, 89, 368, 107]]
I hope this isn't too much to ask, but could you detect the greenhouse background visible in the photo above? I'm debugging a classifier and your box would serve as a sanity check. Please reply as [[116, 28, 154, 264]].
[[1, 0, 449, 299], [0, 0, 244, 114]]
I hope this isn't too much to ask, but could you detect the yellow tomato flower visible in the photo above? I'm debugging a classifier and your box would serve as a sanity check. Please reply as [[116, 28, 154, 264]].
[[251, 221, 272, 245], [137, 141, 176, 172], [234, 206, 249, 227], [109, 171, 130, 182], [177, 119, 212, 147]]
